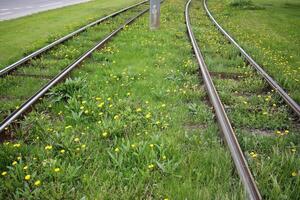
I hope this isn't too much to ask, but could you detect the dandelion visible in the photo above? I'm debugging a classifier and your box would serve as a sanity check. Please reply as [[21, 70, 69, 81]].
[[114, 147, 120, 153], [127, 92, 131, 96], [23, 166, 28, 170], [98, 102, 104, 108], [284, 130, 289, 134], [96, 97, 101, 101], [13, 143, 21, 148], [34, 180, 41, 187], [17, 156, 22, 160], [74, 138, 80, 142], [291, 148, 296, 153], [12, 161, 17, 166], [25, 175, 31, 181], [102, 132, 108, 137], [65, 125, 72, 129], [250, 151, 257, 158], [148, 164, 154, 169], [145, 113, 151, 119], [54, 168, 60, 173], [1, 171, 7, 176], [162, 155, 167, 160], [149, 144, 154, 148], [136, 108, 142, 112], [45, 145, 52, 150], [292, 171, 297, 177], [131, 144, 136, 148], [113, 115, 119, 120], [81, 144, 86, 149], [161, 104, 166, 107], [60, 149, 65, 154]]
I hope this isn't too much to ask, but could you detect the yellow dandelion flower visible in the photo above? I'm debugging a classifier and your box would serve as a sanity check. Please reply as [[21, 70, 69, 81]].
[[250, 151, 257, 158], [23, 166, 28, 170], [114, 147, 120, 153], [145, 113, 151, 119], [98, 102, 105, 108], [131, 144, 136, 148], [25, 175, 31, 181], [81, 144, 86, 148], [60, 149, 65, 154], [13, 143, 21, 148], [17, 156, 21, 160], [45, 145, 52, 150], [34, 180, 41, 187], [292, 171, 297, 177], [148, 164, 154, 169], [12, 161, 17, 166], [102, 132, 108, 137], [1, 171, 7, 176], [54, 168, 60, 173], [161, 104, 166, 107], [74, 138, 80, 142], [65, 125, 72, 129], [162, 155, 167, 160], [149, 144, 154, 148], [136, 108, 142, 112]]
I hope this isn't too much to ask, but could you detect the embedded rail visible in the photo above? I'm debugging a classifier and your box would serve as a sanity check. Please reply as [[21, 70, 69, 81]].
[[203, 0, 300, 117], [0, 0, 148, 77], [0, 7, 149, 133], [185, 0, 262, 199]]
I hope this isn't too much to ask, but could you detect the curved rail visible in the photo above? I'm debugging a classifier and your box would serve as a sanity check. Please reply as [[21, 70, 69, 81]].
[[0, 8, 149, 133], [185, 0, 261, 199], [0, 0, 148, 77], [203, 0, 300, 117]]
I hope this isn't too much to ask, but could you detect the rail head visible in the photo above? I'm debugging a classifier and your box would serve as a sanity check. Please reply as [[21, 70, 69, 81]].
[[203, 0, 300, 117], [185, 0, 262, 199]]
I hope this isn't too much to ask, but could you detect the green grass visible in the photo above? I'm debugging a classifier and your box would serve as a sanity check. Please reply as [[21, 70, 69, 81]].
[[0, 0, 245, 198], [0, 4, 148, 121], [0, 0, 140, 69], [207, 0, 300, 103], [191, 0, 300, 198]]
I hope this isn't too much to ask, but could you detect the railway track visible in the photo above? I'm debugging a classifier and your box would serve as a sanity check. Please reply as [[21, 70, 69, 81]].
[[185, 0, 261, 199], [0, 0, 148, 77], [187, 0, 299, 199], [203, 0, 300, 117], [0, 2, 149, 133]]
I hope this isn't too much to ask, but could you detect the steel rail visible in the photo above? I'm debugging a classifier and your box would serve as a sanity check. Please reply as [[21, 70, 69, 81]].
[[0, 8, 149, 133], [203, 0, 300, 117], [185, 0, 261, 199], [0, 0, 148, 77]]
